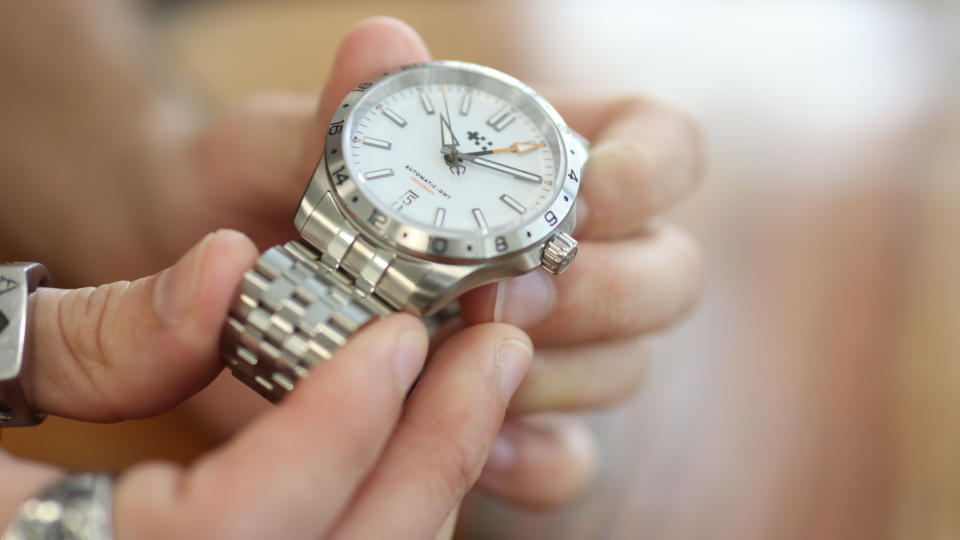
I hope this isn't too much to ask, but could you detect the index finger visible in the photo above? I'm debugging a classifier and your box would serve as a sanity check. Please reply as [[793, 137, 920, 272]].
[[112, 315, 429, 540]]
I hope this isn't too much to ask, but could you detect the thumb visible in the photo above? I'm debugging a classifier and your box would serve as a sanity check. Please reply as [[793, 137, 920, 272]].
[[301, 16, 432, 178], [21, 229, 258, 421]]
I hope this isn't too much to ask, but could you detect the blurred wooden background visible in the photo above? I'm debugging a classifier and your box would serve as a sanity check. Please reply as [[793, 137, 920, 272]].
[[5, 1, 960, 538]]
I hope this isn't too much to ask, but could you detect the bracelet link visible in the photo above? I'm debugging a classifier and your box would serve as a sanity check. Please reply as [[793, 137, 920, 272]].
[[221, 241, 393, 403]]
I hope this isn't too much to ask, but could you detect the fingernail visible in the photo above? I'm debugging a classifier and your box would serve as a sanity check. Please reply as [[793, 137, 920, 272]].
[[394, 330, 427, 393], [497, 340, 532, 404], [154, 232, 214, 326], [493, 270, 555, 327], [483, 431, 518, 476]]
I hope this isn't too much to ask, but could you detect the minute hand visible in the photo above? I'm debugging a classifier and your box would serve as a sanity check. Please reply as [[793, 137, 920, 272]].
[[455, 152, 543, 183]]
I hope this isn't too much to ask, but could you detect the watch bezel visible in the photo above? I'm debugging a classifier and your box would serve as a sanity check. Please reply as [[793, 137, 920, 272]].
[[323, 60, 582, 262]]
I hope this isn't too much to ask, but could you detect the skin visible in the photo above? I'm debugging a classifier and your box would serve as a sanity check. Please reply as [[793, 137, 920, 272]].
[[0, 5, 706, 535], [3, 229, 535, 539]]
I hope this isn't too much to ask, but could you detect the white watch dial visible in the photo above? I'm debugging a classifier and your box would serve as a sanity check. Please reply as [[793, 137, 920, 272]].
[[348, 84, 560, 237], [325, 62, 581, 261]]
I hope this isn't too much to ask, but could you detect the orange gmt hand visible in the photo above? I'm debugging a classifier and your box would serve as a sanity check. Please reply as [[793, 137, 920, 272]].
[[463, 141, 544, 157]]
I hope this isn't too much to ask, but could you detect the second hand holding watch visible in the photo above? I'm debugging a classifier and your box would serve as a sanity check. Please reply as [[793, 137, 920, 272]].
[[222, 61, 587, 402]]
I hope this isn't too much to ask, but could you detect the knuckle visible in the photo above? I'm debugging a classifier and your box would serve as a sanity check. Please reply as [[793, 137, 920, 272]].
[[56, 281, 132, 414], [578, 339, 652, 411], [586, 226, 705, 337], [436, 432, 486, 503], [63, 281, 130, 366]]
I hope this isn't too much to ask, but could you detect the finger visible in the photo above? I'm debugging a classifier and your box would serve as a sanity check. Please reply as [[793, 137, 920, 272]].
[[460, 223, 704, 345], [302, 17, 432, 177], [476, 417, 597, 510], [328, 323, 533, 540], [554, 95, 706, 240], [431, 323, 647, 415], [510, 336, 651, 415], [113, 314, 429, 540], [175, 369, 274, 444], [22, 229, 257, 421]]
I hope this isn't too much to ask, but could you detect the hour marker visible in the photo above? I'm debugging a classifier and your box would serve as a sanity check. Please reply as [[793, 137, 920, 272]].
[[418, 90, 435, 115], [362, 137, 392, 150], [500, 194, 526, 214], [363, 168, 394, 180], [487, 107, 516, 132], [393, 189, 419, 211], [379, 106, 407, 127], [472, 208, 488, 232], [433, 207, 446, 228], [460, 91, 473, 116]]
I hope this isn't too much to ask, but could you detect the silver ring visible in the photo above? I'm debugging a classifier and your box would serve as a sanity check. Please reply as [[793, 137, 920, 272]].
[[2, 473, 114, 540], [0, 262, 51, 429]]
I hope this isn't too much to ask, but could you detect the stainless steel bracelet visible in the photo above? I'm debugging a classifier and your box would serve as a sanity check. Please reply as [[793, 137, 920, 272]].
[[221, 241, 395, 402], [0, 262, 50, 428]]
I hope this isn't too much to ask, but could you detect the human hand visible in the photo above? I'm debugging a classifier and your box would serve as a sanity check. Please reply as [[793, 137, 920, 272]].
[[176, 17, 705, 511], [2, 230, 531, 539], [456, 91, 706, 507], [0, 6, 705, 512]]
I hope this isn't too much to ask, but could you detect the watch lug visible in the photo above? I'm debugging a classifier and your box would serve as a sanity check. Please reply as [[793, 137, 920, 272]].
[[393, 247, 542, 316], [294, 156, 332, 234]]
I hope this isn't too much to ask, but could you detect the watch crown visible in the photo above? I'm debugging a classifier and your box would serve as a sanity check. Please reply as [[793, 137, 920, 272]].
[[541, 232, 578, 274]]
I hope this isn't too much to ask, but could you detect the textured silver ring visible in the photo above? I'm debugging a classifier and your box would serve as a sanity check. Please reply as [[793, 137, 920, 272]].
[[0, 262, 51, 429], [2, 473, 114, 540]]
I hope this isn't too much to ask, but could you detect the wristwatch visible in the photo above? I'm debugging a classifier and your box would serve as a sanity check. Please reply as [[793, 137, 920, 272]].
[[221, 61, 586, 402]]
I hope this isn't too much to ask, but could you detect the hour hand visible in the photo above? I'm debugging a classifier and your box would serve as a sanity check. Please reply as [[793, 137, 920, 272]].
[[439, 84, 459, 151], [439, 113, 459, 149]]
